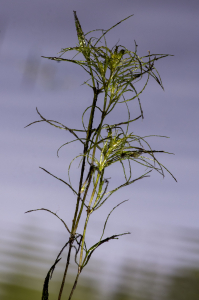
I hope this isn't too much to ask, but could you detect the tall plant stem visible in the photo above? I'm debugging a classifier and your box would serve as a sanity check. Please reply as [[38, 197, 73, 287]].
[[58, 86, 101, 300], [72, 87, 101, 234], [58, 236, 74, 300], [68, 271, 81, 300], [77, 104, 110, 267]]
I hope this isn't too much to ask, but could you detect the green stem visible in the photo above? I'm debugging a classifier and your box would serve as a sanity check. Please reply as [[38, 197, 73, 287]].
[[68, 270, 81, 300], [72, 87, 100, 234], [58, 236, 74, 300], [78, 212, 91, 268], [79, 172, 101, 266]]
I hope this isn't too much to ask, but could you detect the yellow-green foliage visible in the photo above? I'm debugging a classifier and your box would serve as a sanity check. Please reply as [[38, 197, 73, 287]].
[[25, 11, 176, 300]]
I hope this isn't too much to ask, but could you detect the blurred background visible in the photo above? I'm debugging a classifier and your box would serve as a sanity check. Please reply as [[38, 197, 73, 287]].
[[1, 0, 199, 299]]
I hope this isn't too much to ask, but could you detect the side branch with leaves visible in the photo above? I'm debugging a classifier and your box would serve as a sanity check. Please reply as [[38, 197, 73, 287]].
[[25, 11, 176, 300]]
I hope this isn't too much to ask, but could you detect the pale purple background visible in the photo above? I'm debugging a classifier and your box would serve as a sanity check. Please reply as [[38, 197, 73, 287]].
[[0, 0, 199, 284]]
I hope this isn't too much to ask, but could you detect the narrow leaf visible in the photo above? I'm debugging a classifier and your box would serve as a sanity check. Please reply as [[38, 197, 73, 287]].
[[42, 258, 61, 300], [73, 11, 86, 48]]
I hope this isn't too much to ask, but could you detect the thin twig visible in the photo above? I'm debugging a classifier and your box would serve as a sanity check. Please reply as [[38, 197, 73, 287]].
[[25, 208, 71, 234]]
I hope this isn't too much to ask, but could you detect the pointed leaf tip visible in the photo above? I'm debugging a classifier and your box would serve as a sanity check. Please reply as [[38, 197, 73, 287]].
[[73, 11, 86, 48]]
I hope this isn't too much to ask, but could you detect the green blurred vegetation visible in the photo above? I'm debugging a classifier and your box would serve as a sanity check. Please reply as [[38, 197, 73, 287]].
[[2, 266, 199, 300], [0, 223, 97, 300], [166, 268, 199, 300], [1, 223, 199, 300], [1, 274, 95, 300]]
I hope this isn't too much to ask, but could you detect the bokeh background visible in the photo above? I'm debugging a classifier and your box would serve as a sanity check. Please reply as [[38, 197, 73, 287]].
[[1, 0, 199, 299]]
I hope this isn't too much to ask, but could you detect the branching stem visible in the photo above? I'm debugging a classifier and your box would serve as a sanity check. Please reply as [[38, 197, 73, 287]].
[[25, 11, 176, 300]]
